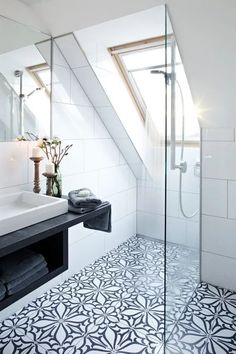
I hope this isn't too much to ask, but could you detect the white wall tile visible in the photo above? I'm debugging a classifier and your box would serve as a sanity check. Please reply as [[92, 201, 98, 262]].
[[202, 215, 236, 258], [52, 103, 94, 140], [53, 42, 68, 67], [181, 166, 200, 194], [55, 35, 89, 69], [98, 165, 135, 197], [228, 180, 236, 219], [69, 232, 105, 274], [166, 216, 186, 245], [62, 171, 99, 196], [69, 223, 95, 245], [73, 67, 111, 107], [0, 142, 28, 189], [179, 192, 200, 221], [59, 140, 85, 177], [137, 211, 164, 240], [202, 251, 236, 292], [137, 185, 165, 215], [202, 128, 234, 141], [202, 142, 236, 180], [52, 65, 71, 104], [84, 139, 120, 172], [104, 213, 136, 253], [70, 73, 91, 106], [167, 190, 179, 218], [202, 178, 227, 217], [93, 110, 110, 139], [186, 220, 200, 249]]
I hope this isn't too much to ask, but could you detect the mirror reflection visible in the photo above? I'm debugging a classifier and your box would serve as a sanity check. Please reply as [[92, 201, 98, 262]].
[[0, 15, 51, 142]]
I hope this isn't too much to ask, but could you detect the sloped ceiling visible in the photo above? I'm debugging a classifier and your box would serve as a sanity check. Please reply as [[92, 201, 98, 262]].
[[5, 0, 236, 127]]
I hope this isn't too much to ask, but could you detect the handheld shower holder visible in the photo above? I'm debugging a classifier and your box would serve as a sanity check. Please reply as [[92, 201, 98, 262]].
[[175, 160, 187, 173]]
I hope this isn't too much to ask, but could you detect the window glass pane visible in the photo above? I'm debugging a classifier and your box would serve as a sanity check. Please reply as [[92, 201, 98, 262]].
[[121, 46, 166, 71], [37, 68, 51, 91]]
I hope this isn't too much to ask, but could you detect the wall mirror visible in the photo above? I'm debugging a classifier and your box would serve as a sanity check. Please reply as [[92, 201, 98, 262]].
[[0, 15, 52, 142]]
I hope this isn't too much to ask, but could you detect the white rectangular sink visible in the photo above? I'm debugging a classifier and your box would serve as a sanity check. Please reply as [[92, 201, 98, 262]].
[[0, 191, 68, 236]]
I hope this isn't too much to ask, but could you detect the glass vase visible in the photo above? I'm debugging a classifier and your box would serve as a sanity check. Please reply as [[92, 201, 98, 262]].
[[52, 165, 62, 198]]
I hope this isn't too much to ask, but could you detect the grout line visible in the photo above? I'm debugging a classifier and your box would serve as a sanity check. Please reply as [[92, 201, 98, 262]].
[[202, 139, 235, 142], [201, 176, 236, 182], [52, 100, 92, 108], [202, 250, 236, 261], [202, 213, 236, 221]]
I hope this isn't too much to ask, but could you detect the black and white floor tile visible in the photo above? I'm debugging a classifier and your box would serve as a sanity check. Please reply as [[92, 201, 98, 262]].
[[166, 282, 236, 354], [0, 236, 235, 354]]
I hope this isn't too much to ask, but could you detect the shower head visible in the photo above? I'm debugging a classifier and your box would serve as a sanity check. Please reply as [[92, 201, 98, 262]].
[[150, 70, 172, 85], [14, 70, 23, 78], [150, 69, 166, 75]]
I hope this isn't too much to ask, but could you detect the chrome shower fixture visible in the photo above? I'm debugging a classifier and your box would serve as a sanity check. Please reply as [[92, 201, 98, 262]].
[[150, 70, 172, 85]]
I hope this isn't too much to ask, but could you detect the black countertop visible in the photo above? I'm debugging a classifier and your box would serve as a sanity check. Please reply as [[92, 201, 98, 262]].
[[0, 203, 111, 258]]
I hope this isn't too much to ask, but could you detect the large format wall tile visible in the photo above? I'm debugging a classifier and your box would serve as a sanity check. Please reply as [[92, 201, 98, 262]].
[[202, 251, 236, 291], [0, 142, 28, 189], [202, 178, 227, 217], [202, 141, 236, 180], [202, 215, 236, 259], [202, 128, 234, 141], [228, 180, 236, 219]]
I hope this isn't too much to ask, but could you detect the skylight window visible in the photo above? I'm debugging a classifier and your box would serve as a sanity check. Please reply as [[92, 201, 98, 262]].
[[109, 37, 199, 141], [26, 63, 51, 96]]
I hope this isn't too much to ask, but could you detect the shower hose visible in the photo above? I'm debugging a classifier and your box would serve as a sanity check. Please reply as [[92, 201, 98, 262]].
[[176, 80, 199, 219]]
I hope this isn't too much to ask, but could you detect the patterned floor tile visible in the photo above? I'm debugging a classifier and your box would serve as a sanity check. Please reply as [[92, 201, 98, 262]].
[[166, 282, 236, 354], [74, 325, 163, 354], [1, 236, 235, 354]]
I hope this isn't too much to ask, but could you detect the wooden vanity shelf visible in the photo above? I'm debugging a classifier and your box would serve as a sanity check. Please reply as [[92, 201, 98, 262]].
[[0, 203, 111, 310]]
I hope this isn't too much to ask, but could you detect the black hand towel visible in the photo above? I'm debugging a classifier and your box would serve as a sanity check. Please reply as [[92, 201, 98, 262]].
[[7, 266, 49, 296], [0, 249, 45, 283], [6, 259, 47, 291], [0, 280, 6, 301], [68, 199, 95, 214], [83, 201, 112, 233]]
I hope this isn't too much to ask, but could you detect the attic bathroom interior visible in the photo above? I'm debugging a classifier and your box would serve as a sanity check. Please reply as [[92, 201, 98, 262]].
[[0, 1, 235, 354]]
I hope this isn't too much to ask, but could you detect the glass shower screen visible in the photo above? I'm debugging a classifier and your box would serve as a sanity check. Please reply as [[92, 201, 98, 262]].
[[164, 6, 201, 348]]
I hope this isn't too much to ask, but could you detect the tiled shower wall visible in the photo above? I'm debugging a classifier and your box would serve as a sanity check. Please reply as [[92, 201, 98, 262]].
[[0, 41, 136, 320], [137, 145, 200, 251], [201, 128, 236, 291], [51, 42, 137, 276]]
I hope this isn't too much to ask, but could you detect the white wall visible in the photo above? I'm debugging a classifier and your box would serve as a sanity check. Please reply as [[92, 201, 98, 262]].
[[51, 41, 137, 276], [0, 40, 136, 321], [29, 0, 159, 36], [201, 128, 236, 291]]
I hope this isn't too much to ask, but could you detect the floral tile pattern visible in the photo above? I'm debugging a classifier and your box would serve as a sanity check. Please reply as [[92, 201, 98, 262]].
[[0, 236, 235, 354], [166, 282, 236, 354]]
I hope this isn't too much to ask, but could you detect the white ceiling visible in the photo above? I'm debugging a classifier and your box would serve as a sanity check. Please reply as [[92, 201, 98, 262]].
[[18, 0, 49, 5], [24, 0, 160, 36]]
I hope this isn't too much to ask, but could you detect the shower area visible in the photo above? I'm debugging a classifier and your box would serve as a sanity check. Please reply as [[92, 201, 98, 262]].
[[128, 6, 200, 348], [72, 5, 201, 352]]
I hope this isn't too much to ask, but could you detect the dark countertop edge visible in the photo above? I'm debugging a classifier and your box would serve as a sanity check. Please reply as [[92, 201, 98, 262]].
[[0, 203, 111, 257]]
